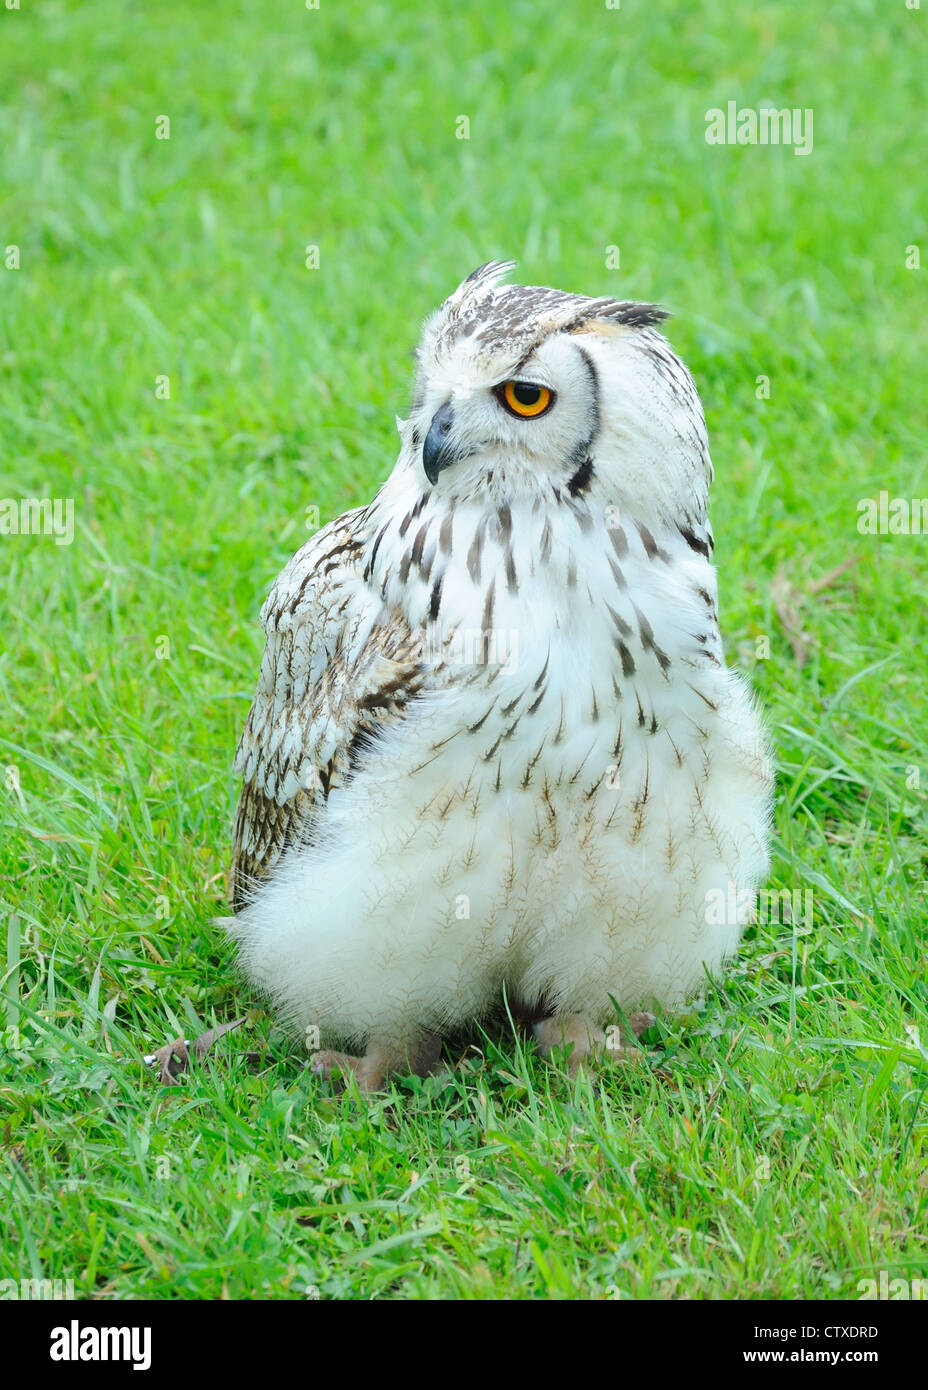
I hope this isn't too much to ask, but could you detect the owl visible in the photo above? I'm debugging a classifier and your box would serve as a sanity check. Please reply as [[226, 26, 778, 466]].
[[225, 262, 772, 1089]]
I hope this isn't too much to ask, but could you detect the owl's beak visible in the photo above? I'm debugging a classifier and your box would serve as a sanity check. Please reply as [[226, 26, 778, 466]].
[[422, 401, 465, 485]]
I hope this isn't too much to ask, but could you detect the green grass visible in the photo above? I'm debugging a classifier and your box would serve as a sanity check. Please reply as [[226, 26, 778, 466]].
[[1, 0, 926, 1300]]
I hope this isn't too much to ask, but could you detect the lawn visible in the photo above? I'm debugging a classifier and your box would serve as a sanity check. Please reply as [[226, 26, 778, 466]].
[[1, 0, 926, 1300]]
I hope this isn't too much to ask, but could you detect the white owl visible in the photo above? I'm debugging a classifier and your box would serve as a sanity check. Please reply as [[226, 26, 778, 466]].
[[225, 263, 772, 1089]]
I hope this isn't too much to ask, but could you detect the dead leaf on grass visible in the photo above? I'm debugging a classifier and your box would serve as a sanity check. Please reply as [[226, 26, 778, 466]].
[[144, 1016, 246, 1085], [771, 556, 858, 667]]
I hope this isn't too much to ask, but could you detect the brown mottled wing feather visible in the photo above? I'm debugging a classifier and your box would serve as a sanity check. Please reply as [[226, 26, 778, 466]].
[[229, 506, 424, 911]]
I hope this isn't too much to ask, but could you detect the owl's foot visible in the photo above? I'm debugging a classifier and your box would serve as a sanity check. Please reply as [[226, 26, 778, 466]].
[[310, 1032, 443, 1093], [310, 1048, 378, 1090], [534, 1011, 655, 1079]]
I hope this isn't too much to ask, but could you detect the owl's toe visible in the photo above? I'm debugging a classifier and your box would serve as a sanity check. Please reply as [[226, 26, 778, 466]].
[[310, 1049, 366, 1084], [536, 1011, 654, 1077], [311, 1048, 399, 1093], [310, 1036, 441, 1092]]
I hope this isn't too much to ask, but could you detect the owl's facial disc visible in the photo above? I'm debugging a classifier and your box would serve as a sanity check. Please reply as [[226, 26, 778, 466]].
[[413, 324, 618, 501], [422, 379, 559, 484]]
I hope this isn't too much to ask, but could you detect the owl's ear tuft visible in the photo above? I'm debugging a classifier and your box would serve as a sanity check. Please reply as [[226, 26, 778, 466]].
[[587, 301, 670, 330], [419, 261, 518, 359], [461, 259, 517, 290], [445, 260, 517, 316]]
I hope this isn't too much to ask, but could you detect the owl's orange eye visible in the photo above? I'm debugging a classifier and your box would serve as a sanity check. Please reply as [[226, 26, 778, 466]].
[[498, 380, 554, 418]]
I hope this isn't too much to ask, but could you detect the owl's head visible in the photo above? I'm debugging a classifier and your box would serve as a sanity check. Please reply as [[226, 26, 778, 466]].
[[400, 262, 711, 531]]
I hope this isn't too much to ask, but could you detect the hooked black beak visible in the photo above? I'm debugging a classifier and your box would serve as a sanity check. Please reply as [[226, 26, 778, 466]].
[[422, 401, 461, 486]]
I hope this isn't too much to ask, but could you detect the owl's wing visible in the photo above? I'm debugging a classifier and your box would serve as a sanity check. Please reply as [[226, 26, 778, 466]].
[[229, 506, 424, 911]]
